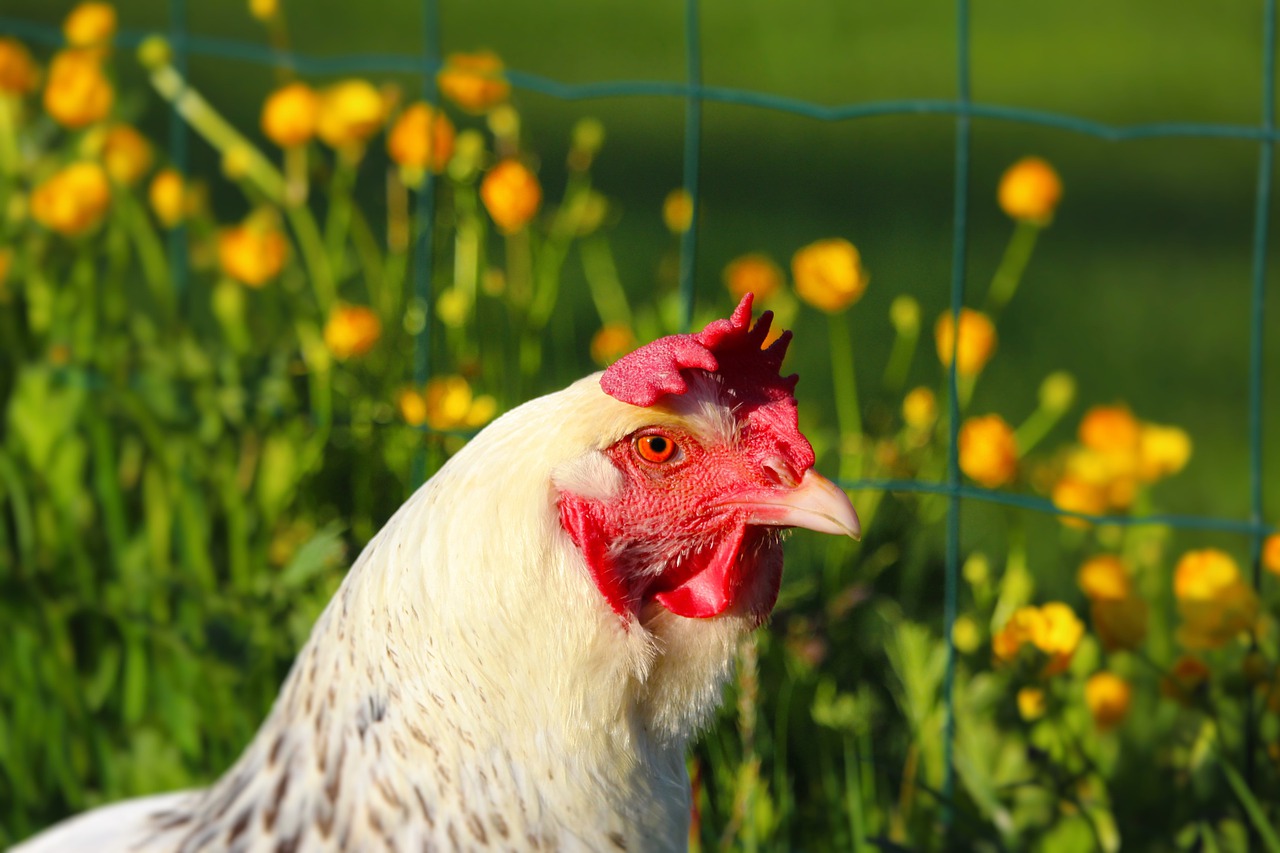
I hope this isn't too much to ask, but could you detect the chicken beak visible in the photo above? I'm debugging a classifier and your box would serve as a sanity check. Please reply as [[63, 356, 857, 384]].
[[727, 469, 862, 540]]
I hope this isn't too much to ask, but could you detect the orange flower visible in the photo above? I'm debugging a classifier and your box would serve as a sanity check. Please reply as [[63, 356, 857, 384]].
[[0, 38, 38, 95], [261, 82, 320, 149], [902, 387, 937, 432], [64, 2, 117, 48], [480, 159, 542, 233], [934, 308, 996, 376], [316, 79, 384, 150], [148, 168, 185, 228], [1138, 423, 1192, 482], [663, 188, 693, 234], [437, 51, 510, 114], [101, 124, 153, 185], [1174, 548, 1259, 650], [323, 304, 382, 360], [791, 238, 868, 313], [993, 605, 1041, 664], [1265, 534, 1280, 577], [1051, 475, 1106, 526], [30, 161, 111, 236], [1077, 555, 1130, 601], [723, 253, 783, 301], [993, 602, 1083, 676], [958, 414, 1018, 488], [218, 220, 288, 287], [387, 102, 456, 173], [998, 156, 1062, 224], [590, 324, 635, 367], [1084, 672, 1131, 732], [423, 376, 498, 430], [44, 49, 113, 128], [1080, 404, 1141, 458]]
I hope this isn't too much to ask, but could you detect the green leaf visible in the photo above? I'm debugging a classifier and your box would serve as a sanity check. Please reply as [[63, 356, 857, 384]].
[[1218, 753, 1280, 853], [277, 522, 347, 591]]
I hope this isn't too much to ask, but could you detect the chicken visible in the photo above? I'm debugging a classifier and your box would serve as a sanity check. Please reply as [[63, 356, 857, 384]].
[[16, 294, 860, 853]]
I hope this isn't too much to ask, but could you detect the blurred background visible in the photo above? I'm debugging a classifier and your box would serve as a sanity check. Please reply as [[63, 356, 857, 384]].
[[2, 0, 1278, 848]]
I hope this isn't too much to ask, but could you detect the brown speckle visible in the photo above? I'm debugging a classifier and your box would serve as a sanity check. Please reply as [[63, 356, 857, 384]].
[[268, 733, 285, 767], [226, 808, 253, 845], [274, 834, 300, 853], [263, 771, 290, 831], [413, 786, 435, 828], [608, 830, 628, 849], [491, 813, 509, 839], [467, 813, 488, 844]]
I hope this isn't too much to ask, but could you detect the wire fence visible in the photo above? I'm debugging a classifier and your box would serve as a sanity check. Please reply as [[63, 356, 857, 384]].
[[2, 0, 1277, 837]]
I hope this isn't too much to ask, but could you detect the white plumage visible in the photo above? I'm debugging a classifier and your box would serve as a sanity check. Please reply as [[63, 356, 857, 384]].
[[17, 301, 858, 853]]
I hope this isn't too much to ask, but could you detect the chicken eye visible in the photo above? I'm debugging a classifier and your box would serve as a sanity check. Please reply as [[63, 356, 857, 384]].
[[635, 433, 678, 464]]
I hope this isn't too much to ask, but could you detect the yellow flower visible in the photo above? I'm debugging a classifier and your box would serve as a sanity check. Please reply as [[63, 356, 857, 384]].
[[323, 304, 381, 360], [590, 323, 635, 367], [249, 0, 278, 20], [218, 220, 288, 287], [1264, 534, 1280, 577], [261, 82, 320, 149], [1084, 672, 1131, 732], [1077, 555, 1130, 602], [387, 102, 456, 173], [993, 605, 1041, 664], [31, 161, 111, 236], [316, 79, 384, 150], [101, 124, 153, 185], [148, 168, 185, 228], [791, 238, 868, 314], [1174, 548, 1259, 649], [723, 253, 783, 301], [1138, 423, 1192, 482], [951, 614, 981, 654], [1091, 596, 1148, 653], [1031, 602, 1084, 676], [44, 49, 113, 128], [423, 376, 498, 431], [1161, 655, 1210, 705], [902, 387, 937, 432], [1017, 687, 1046, 722], [0, 38, 38, 95], [480, 159, 542, 233], [1051, 475, 1106, 526], [958, 414, 1018, 488], [998, 156, 1062, 224], [398, 388, 429, 427], [663, 188, 693, 234], [934, 308, 996, 376], [1080, 404, 1140, 458], [64, 2, 117, 48], [437, 51, 510, 114]]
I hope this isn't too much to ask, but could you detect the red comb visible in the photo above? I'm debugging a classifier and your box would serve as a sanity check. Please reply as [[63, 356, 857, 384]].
[[600, 294, 798, 407]]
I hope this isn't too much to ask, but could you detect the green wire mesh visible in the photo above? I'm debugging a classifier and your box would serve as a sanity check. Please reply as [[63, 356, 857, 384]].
[[1, 0, 1276, 837]]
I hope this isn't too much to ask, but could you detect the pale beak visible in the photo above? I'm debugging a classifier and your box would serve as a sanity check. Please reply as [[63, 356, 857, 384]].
[[724, 469, 861, 540]]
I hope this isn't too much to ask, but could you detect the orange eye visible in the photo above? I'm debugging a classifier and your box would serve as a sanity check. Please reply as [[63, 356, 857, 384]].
[[635, 433, 678, 464]]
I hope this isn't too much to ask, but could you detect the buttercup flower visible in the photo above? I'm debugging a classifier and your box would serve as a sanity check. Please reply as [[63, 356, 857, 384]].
[[316, 79, 384, 150], [31, 161, 111, 236], [323, 304, 382, 360], [723, 253, 783, 301], [0, 38, 38, 95], [1077, 555, 1130, 602], [993, 606, 1040, 664], [951, 614, 981, 654], [1080, 404, 1141, 458], [64, 2, 117, 49], [994, 603, 1083, 676], [998, 156, 1062, 224], [1084, 672, 1131, 731], [590, 324, 635, 367], [261, 82, 320, 149], [1017, 687, 1046, 722], [1077, 554, 1147, 651], [423, 376, 498, 431], [958, 414, 1018, 488], [480, 159, 542, 233], [101, 124, 153, 185], [1264, 534, 1280, 577], [1174, 548, 1259, 649], [935, 308, 996, 376], [663, 189, 693, 234], [398, 388, 429, 427], [1051, 475, 1107, 526], [249, 0, 278, 21], [44, 49, 113, 128], [1138, 423, 1192, 481], [149, 168, 185, 228], [792, 238, 868, 313], [218, 220, 288, 287], [437, 51, 510, 114], [387, 102, 456, 173], [902, 387, 937, 432]]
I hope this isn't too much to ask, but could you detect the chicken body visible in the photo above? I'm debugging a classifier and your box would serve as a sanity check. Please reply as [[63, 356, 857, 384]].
[[17, 298, 858, 852]]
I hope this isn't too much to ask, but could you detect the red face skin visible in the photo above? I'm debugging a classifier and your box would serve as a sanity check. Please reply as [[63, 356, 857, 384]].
[[558, 403, 816, 625]]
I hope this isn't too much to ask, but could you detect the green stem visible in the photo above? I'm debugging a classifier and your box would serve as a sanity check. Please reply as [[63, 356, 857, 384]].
[[1014, 402, 1068, 457], [845, 736, 869, 853], [580, 236, 633, 327], [985, 220, 1040, 316], [284, 205, 336, 313], [828, 312, 862, 482], [119, 191, 174, 321], [881, 326, 918, 393]]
